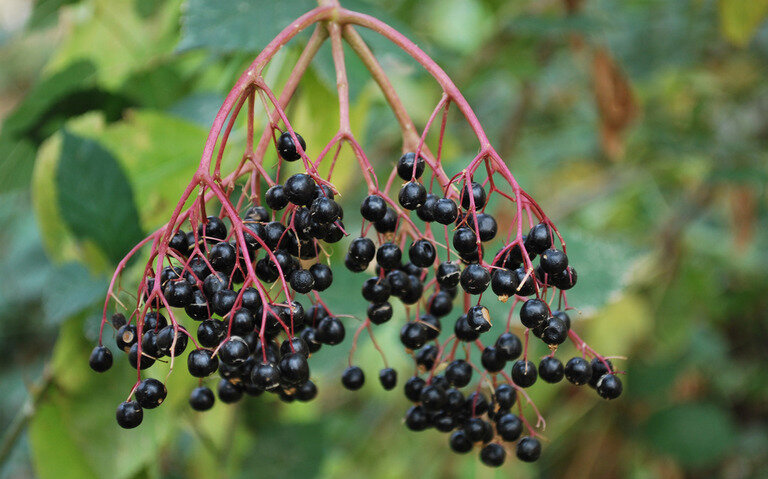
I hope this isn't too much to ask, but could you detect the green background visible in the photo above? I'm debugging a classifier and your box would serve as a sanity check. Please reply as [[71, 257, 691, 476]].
[[1, 0, 767, 478]]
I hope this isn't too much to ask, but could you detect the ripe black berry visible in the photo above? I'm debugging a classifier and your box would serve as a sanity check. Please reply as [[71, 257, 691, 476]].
[[491, 268, 518, 300], [596, 374, 623, 399], [398, 181, 427, 210], [552, 266, 578, 290], [316, 316, 345, 345], [496, 413, 523, 441], [374, 208, 398, 233], [379, 368, 397, 390], [295, 380, 318, 402], [284, 173, 316, 207], [309, 263, 332, 291], [449, 430, 473, 453], [494, 384, 517, 409], [481, 346, 506, 372], [433, 198, 458, 225], [404, 376, 426, 402], [452, 227, 477, 254], [445, 359, 472, 387], [541, 316, 568, 345], [513, 267, 536, 296], [460, 264, 490, 295], [230, 308, 255, 336], [436, 261, 461, 288], [404, 405, 429, 431], [135, 378, 167, 409], [198, 216, 227, 242], [540, 248, 568, 275], [454, 314, 480, 342], [188, 348, 219, 377], [416, 193, 437, 222], [156, 325, 188, 357], [408, 239, 436, 268], [461, 182, 487, 210], [480, 443, 505, 467], [290, 269, 315, 294], [525, 223, 551, 255], [376, 242, 402, 270], [495, 332, 522, 361], [367, 302, 393, 324], [348, 237, 376, 264], [516, 437, 541, 462], [208, 241, 236, 273], [277, 131, 306, 161], [217, 379, 244, 403], [341, 366, 365, 390], [400, 321, 428, 350], [251, 362, 281, 390], [564, 357, 592, 385], [474, 213, 497, 242], [188, 386, 215, 411], [212, 289, 237, 316], [219, 336, 249, 366], [539, 356, 564, 383], [589, 357, 613, 388], [360, 194, 387, 222], [116, 401, 143, 429], [310, 196, 340, 224], [511, 360, 537, 388], [397, 152, 426, 180], [278, 353, 309, 385], [185, 290, 210, 320], [164, 280, 194, 307], [89, 345, 113, 372]]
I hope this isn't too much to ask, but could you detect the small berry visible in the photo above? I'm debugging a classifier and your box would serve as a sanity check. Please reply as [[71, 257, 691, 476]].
[[540, 248, 568, 275], [116, 401, 143, 429], [316, 316, 345, 345], [564, 357, 592, 385], [461, 181, 487, 210], [379, 368, 397, 390], [218, 336, 250, 366], [217, 379, 244, 403], [480, 443, 506, 467], [496, 413, 523, 441], [449, 430, 473, 453], [539, 356, 564, 383], [524, 223, 551, 255], [341, 366, 365, 390], [495, 332, 522, 361], [284, 173, 316, 207], [278, 353, 310, 385], [433, 198, 458, 225], [135, 378, 167, 409], [404, 405, 429, 431], [396, 152, 426, 180], [89, 345, 113, 372], [309, 263, 333, 291], [398, 181, 427, 210], [436, 261, 461, 288], [460, 264, 490, 295], [408, 239, 436, 268], [290, 269, 315, 294], [188, 348, 219, 377], [277, 131, 306, 161], [376, 243, 402, 270], [596, 374, 623, 399], [360, 195, 387, 222], [516, 437, 541, 462], [511, 360, 537, 388], [189, 386, 215, 411]]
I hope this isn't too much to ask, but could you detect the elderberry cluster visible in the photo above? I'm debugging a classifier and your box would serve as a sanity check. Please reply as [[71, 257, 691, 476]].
[[91, 132, 351, 428], [335, 152, 623, 466]]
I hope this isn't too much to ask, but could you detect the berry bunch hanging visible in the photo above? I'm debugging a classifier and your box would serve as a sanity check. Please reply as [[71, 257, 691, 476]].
[[90, 0, 624, 467]]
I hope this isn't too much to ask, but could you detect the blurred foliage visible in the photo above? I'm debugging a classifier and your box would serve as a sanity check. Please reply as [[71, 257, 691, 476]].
[[1, 0, 768, 478]]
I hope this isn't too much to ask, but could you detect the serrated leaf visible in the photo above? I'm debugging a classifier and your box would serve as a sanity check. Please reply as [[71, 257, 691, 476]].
[[55, 131, 144, 265], [719, 0, 768, 47], [178, 0, 315, 53]]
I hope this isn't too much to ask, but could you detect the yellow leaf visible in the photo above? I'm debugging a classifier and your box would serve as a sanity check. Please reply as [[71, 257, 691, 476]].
[[719, 0, 768, 47]]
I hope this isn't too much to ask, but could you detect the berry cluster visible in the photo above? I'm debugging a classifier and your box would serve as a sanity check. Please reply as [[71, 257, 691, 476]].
[[89, 4, 623, 467], [91, 131, 354, 428]]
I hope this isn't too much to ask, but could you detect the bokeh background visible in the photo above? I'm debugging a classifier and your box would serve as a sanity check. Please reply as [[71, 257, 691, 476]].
[[1, 0, 767, 478]]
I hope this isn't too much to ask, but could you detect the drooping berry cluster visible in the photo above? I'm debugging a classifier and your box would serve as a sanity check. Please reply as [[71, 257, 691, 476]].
[[335, 152, 622, 466], [89, 3, 623, 467]]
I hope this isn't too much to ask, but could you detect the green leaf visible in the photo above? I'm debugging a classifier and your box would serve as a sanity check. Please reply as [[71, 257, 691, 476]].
[[44, 0, 181, 89], [0, 133, 37, 193], [719, 0, 768, 47], [55, 131, 144, 265], [41, 263, 106, 325], [2, 60, 98, 140], [92, 111, 208, 229], [168, 92, 226, 127], [178, 0, 315, 53], [25, 0, 80, 31], [641, 402, 736, 467]]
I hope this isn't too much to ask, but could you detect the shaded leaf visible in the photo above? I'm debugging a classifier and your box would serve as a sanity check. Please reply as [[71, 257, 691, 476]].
[[641, 402, 736, 467], [56, 131, 144, 265]]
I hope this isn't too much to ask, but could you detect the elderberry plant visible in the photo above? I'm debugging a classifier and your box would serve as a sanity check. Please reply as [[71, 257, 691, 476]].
[[89, 0, 623, 467]]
